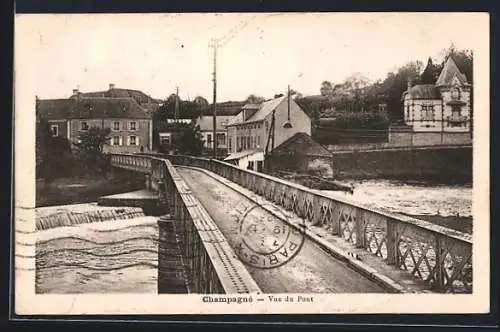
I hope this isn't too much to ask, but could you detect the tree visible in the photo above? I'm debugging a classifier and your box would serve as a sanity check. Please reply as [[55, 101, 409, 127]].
[[73, 127, 112, 176], [36, 117, 75, 182], [245, 94, 265, 104], [193, 96, 209, 106], [320, 81, 333, 96], [420, 57, 441, 84], [170, 123, 203, 156]]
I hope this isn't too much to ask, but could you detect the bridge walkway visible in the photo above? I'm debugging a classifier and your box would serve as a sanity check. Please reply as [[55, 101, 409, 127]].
[[176, 166, 393, 293], [176, 166, 434, 294]]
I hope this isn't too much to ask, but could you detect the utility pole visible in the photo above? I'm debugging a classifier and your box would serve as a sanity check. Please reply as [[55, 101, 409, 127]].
[[174, 86, 179, 123], [211, 38, 218, 158], [287, 84, 291, 121]]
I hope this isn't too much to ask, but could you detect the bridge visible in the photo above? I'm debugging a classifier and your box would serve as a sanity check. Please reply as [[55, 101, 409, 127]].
[[109, 153, 473, 294]]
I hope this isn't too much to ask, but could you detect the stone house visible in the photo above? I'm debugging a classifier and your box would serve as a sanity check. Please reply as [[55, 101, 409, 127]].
[[395, 56, 472, 145], [224, 95, 311, 171], [38, 89, 153, 154]]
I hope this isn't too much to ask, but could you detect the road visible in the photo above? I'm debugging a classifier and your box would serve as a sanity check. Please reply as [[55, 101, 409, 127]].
[[177, 167, 387, 293]]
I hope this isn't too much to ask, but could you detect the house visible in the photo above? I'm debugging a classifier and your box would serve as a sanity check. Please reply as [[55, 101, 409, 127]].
[[395, 56, 472, 145], [194, 115, 233, 153], [37, 88, 153, 154], [225, 94, 312, 171]]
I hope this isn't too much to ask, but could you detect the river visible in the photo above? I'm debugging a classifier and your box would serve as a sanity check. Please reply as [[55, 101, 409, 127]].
[[321, 179, 472, 233]]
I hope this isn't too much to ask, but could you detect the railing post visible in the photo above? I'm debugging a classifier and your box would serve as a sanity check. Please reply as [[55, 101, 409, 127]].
[[386, 220, 398, 265], [355, 209, 365, 248], [157, 214, 186, 293], [434, 235, 445, 292]]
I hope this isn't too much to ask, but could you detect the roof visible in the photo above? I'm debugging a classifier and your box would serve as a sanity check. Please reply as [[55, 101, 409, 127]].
[[273, 132, 332, 156], [226, 111, 245, 126], [227, 96, 287, 127], [403, 84, 440, 100], [435, 57, 469, 86], [72, 88, 162, 104], [38, 97, 150, 120], [246, 96, 287, 122], [224, 149, 263, 161], [195, 115, 233, 131], [242, 103, 261, 110]]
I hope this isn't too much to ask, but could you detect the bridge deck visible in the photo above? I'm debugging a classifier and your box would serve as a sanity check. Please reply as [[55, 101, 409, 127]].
[[176, 166, 388, 293]]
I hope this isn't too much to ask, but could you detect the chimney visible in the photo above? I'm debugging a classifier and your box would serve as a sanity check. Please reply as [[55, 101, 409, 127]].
[[109, 83, 115, 90], [72, 88, 79, 96]]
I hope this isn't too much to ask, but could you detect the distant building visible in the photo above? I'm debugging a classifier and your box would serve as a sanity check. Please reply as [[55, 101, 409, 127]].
[[195, 115, 233, 153], [37, 86, 153, 153], [402, 56, 471, 133], [393, 56, 472, 146], [225, 95, 311, 171]]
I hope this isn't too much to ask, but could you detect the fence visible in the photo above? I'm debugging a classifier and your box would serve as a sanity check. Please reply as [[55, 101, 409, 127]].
[[110, 153, 261, 294]]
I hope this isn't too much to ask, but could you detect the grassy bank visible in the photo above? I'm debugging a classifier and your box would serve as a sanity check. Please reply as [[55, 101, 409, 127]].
[[36, 174, 144, 207]]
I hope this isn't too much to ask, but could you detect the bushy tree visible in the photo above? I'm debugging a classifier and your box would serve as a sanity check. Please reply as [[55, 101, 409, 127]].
[[245, 94, 265, 104], [36, 117, 75, 182], [170, 123, 203, 156], [73, 127, 111, 176]]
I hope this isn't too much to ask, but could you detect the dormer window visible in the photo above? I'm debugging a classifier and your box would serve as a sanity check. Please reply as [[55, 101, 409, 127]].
[[451, 87, 461, 100]]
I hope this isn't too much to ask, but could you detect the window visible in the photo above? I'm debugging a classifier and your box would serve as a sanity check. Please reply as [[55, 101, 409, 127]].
[[421, 105, 435, 121], [207, 134, 212, 145], [451, 87, 461, 100], [113, 121, 120, 131], [50, 125, 58, 137], [452, 106, 461, 118], [257, 136, 260, 147], [216, 133, 225, 146], [129, 121, 137, 131], [112, 136, 120, 146], [228, 137, 232, 152], [129, 135, 137, 146], [80, 121, 89, 131]]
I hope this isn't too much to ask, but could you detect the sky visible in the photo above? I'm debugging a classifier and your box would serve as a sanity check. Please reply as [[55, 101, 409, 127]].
[[16, 13, 486, 102]]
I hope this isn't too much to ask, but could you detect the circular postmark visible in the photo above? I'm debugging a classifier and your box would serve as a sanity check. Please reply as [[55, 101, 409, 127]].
[[235, 204, 306, 269]]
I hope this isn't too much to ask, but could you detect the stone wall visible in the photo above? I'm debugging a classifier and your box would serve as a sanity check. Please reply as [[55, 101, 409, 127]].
[[388, 130, 472, 147], [268, 146, 472, 182]]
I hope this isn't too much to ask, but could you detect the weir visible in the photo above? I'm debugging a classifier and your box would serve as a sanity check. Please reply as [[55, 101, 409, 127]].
[[110, 153, 473, 294]]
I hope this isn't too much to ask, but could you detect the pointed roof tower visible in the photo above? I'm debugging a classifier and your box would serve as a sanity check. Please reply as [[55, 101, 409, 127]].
[[436, 56, 469, 87]]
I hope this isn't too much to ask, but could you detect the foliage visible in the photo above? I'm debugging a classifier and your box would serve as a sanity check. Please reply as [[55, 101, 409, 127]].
[[73, 127, 112, 176], [169, 123, 204, 156], [36, 118, 75, 182], [245, 94, 265, 104], [316, 43, 473, 123], [322, 110, 390, 130]]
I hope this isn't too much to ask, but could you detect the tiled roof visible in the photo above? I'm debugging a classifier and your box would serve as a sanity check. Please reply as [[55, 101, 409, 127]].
[[36, 99, 73, 120], [273, 132, 331, 156], [38, 97, 150, 120], [436, 57, 469, 86], [72, 88, 161, 104], [195, 115, 233, 132], [403, 84, 440, 100], [245, 96, 287, 123], [226, 111, 245, 126]]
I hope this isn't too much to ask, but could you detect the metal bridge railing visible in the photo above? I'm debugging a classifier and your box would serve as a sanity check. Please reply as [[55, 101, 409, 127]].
[[110, 153, 261, 294], [165, 154, 473, 294]]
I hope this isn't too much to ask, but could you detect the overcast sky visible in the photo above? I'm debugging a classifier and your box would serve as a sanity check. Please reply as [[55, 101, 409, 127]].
[[16, 13, 485, 102]]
